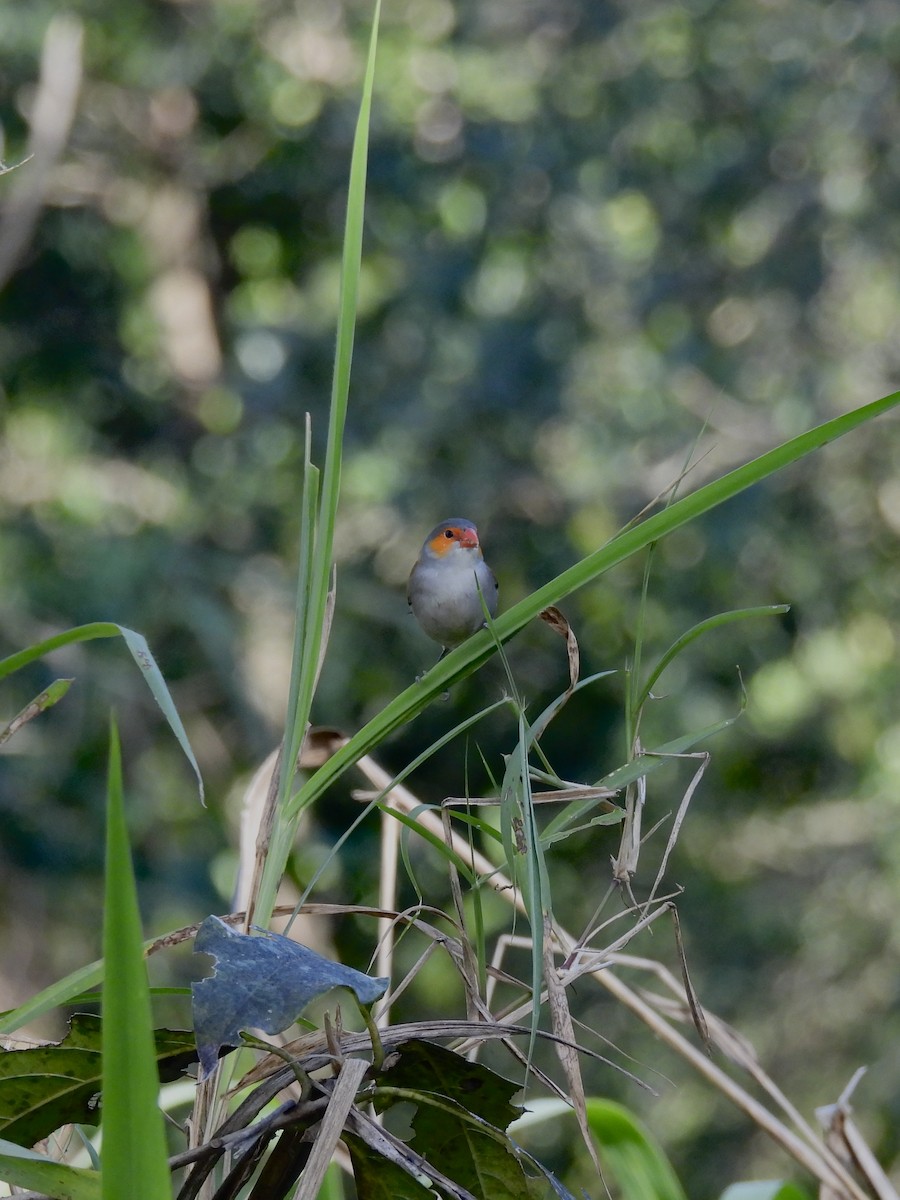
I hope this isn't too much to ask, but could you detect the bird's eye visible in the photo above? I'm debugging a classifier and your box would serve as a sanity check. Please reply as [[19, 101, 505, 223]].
[[443, 529, 454, 538]]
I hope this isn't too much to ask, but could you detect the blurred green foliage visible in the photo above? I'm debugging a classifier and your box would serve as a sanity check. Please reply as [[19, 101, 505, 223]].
[[1, 0, 899, 1192]]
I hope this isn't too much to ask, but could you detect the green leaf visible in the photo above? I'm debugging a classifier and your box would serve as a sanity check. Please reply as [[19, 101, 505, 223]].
[[0, 1013, 196, 1147], [497, 713, 549, 1062], [0, 960, 107, 1036], [542, 711, 744, 846], [117, 626, 204, 803], [379, 1041, 521, 1128], [344, 1134, 434, 1200], [585, 1098, 688, 1200], [719, 1183, 811, 1200], [0, 1139, 100, 1200], [191, 915, 388, 1077], [375, 1040, 541, 1200], [101, 718, 172, 1199]]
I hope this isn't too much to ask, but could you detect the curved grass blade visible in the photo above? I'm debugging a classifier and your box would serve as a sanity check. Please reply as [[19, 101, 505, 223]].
[[635, 605, 790, 712], [542, 709, 745, 846], [0, 623, 203, 801], [0, 1140, 99, 1200], [285, 391, 900, 823], [293, 697, 507, 915], [375, 802, 478, 886], [118, 626, 203, 803], [585, 1097, 689, 1200], [0, 960, 106, 1035]]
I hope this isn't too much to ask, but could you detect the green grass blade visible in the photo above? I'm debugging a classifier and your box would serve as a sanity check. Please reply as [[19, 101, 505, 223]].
[[0, 1141, 100, 1200], [0, 678, 73, 746], [719, 1184, 811, 1200], [494, 676, 550, 1060], [375, 802, 477, 884], [252, 424, 320, 924], [118, 626, 203, 802], [542, 711, 745, 845], [294, 697, 507, 911], [0, 623, 203, 801], [0, 961, 106, 1035], [282, 419, 319, 782], [101, 719, 171, 1200], [253, 0, 383, 928], [0, 622, 123, 678], [286, 392, 898, 823], [636, 604, 790, 711]]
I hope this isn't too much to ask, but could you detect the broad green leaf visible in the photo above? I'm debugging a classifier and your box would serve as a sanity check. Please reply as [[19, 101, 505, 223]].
[[0, 1013, 195, 1147], [377, 1041, 521, 1128], [585, 1098, 688, 1200], [101, 719, 171, 1199], [191, 915, 388, 1078], [376, 1041, 540, 1200], [719, 1183, 811, 1200], [0, 1139, 100, 1200], [345, 1132, 438, 1200]]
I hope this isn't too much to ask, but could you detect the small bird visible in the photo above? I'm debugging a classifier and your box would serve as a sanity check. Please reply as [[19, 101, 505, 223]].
[[408, 518, 499, 656]]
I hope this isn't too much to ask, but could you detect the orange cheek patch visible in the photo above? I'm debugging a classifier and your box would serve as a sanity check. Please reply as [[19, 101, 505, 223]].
[[429, 533, 456, 555]]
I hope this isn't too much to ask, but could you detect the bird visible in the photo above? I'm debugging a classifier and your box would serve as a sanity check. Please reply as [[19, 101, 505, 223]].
[[408, 518, 499, 657]]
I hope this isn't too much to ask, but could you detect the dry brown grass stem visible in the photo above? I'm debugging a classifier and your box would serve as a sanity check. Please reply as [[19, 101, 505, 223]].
[[333, 743, 883, 1197]]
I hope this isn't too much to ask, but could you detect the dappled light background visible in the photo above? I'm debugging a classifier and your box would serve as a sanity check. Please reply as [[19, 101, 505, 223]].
[[2, 0, 900, 1191]]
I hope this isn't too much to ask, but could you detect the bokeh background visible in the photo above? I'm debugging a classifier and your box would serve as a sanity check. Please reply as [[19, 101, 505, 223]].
[[2, 0, 900, 1192]]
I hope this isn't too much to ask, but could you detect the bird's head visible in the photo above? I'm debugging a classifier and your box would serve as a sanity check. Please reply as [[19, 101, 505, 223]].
[[423, 519, 482, 558]]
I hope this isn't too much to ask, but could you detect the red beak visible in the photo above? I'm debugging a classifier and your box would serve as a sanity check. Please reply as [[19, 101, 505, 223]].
[[457, 527, 479, 548]]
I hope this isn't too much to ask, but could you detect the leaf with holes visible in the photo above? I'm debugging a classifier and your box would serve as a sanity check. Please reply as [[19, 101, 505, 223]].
[[191, 915, 388, 1078], [0, 1014, 196, 1147]]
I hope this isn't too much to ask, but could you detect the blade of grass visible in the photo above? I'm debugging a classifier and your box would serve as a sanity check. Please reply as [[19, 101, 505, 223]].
[[0, 677, 73, 746], [542, 709, 745, 846], [635, 605, 789, 711], [252, 0, 383, 929], [283, 391, 899, 825], [0, 623, 202, 801], [101, 718, 171, 1199], [0, 1141, 100, 1200], [375, 802, 478, 885], [292, 696, 507, 916], [0, 960, 108, 1035]]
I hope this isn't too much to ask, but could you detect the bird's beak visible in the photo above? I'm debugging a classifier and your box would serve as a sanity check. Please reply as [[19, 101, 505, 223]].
[[457, 528, 479, 549]]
